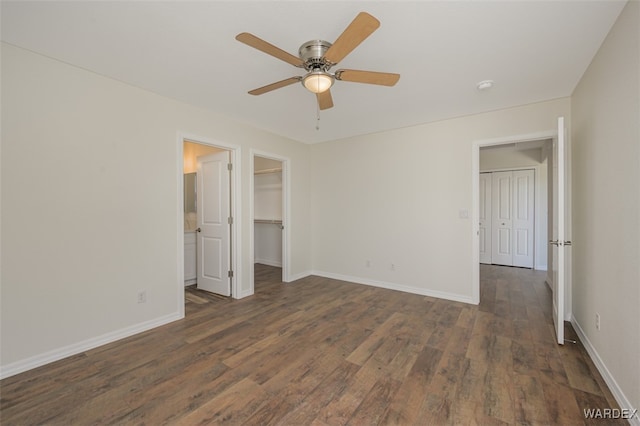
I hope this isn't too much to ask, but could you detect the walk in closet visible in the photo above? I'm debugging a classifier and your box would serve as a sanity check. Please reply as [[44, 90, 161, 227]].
[[254, 157, 283, 268]]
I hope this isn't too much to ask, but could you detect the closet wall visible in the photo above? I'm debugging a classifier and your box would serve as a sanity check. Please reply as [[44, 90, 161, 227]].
[[254, 157, 283, 267]]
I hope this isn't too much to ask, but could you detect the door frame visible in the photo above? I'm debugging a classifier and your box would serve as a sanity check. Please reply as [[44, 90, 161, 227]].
[[471, 129, 562, 305], [249, 149, 291, 295], [177, 132, 242, 316]]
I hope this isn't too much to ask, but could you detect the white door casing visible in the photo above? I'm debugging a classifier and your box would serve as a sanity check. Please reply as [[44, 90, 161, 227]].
[[551, 117, 566, 345], [512, 170, 535, 268], [196, 151, 231, 296], [491, 171, 513, 266], [479, 173, 492, 264]]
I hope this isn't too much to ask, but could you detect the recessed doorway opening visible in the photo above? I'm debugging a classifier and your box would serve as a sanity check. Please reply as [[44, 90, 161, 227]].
[[250, 150, 291, 295], [177, 133, 241, 317]]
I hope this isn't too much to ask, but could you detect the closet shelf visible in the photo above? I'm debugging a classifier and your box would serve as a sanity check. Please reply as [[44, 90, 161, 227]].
[[254, 167, 282, 175], [254, 219, 283, 225]]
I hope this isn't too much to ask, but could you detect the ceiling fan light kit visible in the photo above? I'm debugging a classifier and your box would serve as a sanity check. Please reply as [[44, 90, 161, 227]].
[[302, 71, 334, 94], [236, 12, 400, 110]]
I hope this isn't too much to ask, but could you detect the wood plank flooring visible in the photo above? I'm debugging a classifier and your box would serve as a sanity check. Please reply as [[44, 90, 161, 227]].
[[0, 264, 625, 425]]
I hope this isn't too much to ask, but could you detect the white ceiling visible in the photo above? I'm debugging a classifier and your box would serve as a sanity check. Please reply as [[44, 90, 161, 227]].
[[1, 1, 626, 144]]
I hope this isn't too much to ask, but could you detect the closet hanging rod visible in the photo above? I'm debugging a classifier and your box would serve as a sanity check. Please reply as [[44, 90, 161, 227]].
[[254, 219, 283, 225], [254, 167, 282, 175]]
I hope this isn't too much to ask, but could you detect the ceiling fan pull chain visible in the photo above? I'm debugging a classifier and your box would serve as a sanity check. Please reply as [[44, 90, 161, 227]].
[[316, 102, 320, 130]]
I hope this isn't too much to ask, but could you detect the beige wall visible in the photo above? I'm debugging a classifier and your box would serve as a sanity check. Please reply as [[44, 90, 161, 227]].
[[0, 42, 312, 370], [310, 98, 570, 301], [571, 0, 639, 412]]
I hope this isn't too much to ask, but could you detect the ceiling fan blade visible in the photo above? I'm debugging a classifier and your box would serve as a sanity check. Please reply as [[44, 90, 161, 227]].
[[248, 77, 302, 95], [323, 12, 380, 65], [335, 69, 400, 86], [317, 90, 334, 110], [236, 32, 304, 68]]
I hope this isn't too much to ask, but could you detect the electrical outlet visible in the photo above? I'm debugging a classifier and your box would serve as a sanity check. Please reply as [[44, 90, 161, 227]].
[[595, 313, 600, 331], [390, 263, 396, 271], [137, 290, 147, 304]]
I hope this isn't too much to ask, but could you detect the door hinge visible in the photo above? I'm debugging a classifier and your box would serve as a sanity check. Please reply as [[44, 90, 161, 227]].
[[228, 270, 234, 278], [228, 216, 233, 225], [227, 163, 233, 171]]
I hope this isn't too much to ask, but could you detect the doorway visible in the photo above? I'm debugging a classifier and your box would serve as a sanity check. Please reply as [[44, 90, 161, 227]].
[[250, 150, 290, 295], [471, 130, 556, 304], [177, 134, 241, 316]]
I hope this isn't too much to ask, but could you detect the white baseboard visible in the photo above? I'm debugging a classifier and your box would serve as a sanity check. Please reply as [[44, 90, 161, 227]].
[[286, 270, 313, 282], [236, 291, 253, 299], [0, 312, 183, 380], [311, 270, 475, 305], [535, 263, 548, 271], [571, 315, 640, 426], [255, 259, 282, 268]]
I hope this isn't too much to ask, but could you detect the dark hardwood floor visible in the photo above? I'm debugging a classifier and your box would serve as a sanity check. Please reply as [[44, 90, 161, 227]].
[[0, 264, 624, 425]]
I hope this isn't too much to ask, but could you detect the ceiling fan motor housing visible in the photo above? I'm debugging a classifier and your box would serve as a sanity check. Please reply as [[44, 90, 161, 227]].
[[299, 40, 333, 71]]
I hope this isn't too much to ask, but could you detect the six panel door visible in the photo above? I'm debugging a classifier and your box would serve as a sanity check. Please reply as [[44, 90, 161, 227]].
[[487, 169, 534, 268]]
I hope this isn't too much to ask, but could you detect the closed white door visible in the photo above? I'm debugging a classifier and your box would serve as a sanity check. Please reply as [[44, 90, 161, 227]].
[[512, 170, 535, 268], [196, 151, 231, 296], [491, 171, 513, 266], [479, 173, 492, 264], [490, 170, 534, 267], [551, 117, 567, 345]]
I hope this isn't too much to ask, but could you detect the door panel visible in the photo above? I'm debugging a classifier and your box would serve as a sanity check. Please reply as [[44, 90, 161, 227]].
[[498, 228, 511, 254], [479, 173, 492, 264], [492, 171, 513, 265], [197, 151, 231, 296], [515, 229, 528, 255], [202, 237, 223, 279], [512, 169, 534, 267], [551, 117, 566, 344]]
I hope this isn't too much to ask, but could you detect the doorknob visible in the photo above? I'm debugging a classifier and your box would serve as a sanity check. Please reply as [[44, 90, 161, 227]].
[[196, 228, 201, 233], [550, 240, 572, 246]]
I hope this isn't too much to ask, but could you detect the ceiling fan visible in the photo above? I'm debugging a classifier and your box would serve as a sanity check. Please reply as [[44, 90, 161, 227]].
[[236, 12, 400, 110]]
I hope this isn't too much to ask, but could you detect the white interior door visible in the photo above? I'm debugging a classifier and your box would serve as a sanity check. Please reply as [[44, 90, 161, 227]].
[[196, 151, 231, 296], [479, 173, 492, 264], [512, 169, 535, 268], [551, 117, 566, 344], [491, 171, 513, 265]]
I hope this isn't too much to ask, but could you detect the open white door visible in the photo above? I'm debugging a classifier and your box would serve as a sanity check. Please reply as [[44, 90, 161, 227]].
[[196, 151, 231, 296], [551, 117, 567, 344]]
